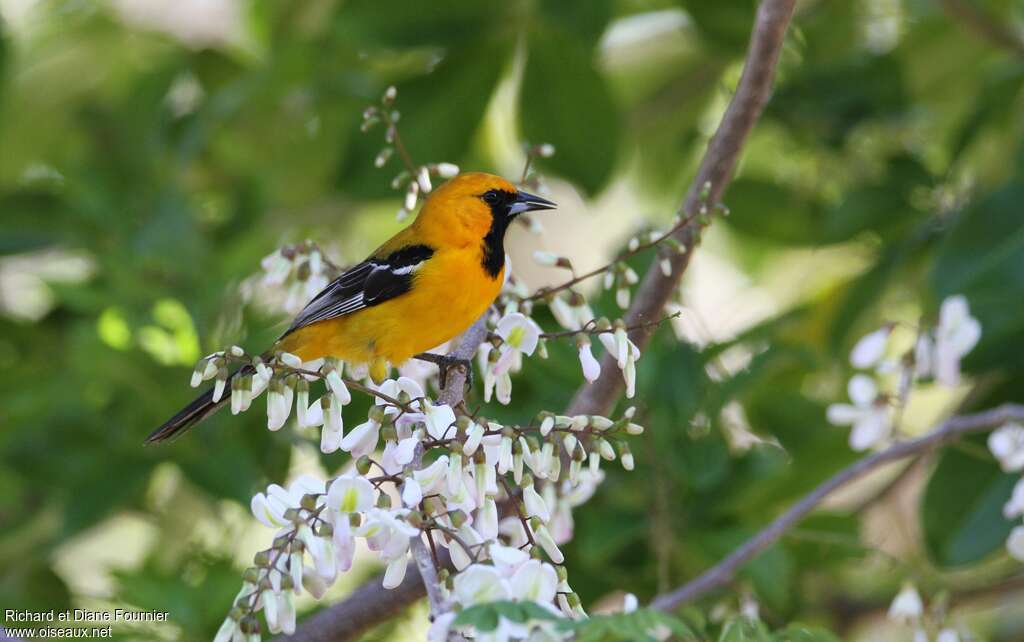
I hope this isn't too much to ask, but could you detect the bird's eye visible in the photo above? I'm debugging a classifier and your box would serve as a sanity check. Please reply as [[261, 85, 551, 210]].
[[482, 190, 500, 205]]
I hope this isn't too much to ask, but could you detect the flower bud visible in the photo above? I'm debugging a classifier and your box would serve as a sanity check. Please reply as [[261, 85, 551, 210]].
[[356, 455, 373, 476]]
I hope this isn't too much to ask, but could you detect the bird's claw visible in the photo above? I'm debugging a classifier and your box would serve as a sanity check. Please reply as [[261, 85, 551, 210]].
[[414, 353, 474, 392]]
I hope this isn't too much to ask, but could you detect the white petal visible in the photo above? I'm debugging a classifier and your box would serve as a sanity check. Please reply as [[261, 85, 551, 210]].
[[850, 327, 890, 368], [849, 409, 890, 451], [888, 583, 923, 622], [579, 344, 601, 382], [508, 559, 558, 603], [327, 476, 375, 513], [1007, 525, 1024, 561], [826, 404, 861, 426], [452, 564, 508, 606], [402, 478, 423, 507], [847, 374, 877, 406], [382, 554, 408, 589]]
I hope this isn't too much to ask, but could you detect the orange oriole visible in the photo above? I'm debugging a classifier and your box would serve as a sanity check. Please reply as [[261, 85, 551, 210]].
[[147, 172, 555, 443]]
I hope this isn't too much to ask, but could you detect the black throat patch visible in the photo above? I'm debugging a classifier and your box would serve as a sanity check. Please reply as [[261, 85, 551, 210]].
[[480, 190, 516, 278]]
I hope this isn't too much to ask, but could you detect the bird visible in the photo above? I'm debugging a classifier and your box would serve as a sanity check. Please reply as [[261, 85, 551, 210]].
[[146, 172, 556, 443]]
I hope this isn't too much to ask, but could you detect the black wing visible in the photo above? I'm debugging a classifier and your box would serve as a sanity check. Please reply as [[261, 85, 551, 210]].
[[281, 244, 434, 337]]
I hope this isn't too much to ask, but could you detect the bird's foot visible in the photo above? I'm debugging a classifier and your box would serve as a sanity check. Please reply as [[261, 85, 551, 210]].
[[414, 353, 474, 391]]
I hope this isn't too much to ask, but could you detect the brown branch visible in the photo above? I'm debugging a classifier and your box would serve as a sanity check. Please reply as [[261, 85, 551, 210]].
[[565, 0, 798, 417], [649, 403, 1024, 612], [937, 0, 1024, 58], [274, 316, 488, 642]]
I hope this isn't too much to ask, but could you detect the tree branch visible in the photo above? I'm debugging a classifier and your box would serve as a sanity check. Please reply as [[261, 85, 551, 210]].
[[650, 403, 1024, 612], [274, 317, 488, 642], [566, 0, 798, 416], [937, 0, 1024, 58]]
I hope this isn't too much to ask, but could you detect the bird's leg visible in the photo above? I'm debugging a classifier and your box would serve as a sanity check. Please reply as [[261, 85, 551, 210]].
[[414, 352, 474, 390]]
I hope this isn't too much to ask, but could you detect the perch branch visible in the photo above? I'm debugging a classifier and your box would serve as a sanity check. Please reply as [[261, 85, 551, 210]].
[[566, 0, 798, 416], [650, 403, 1024, 611]]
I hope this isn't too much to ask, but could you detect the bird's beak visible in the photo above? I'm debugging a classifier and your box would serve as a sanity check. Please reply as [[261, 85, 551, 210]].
[[509, 190, 557, 216]]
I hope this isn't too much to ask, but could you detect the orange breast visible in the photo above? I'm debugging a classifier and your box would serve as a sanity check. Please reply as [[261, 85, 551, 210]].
[[276, 248, 502, 367]]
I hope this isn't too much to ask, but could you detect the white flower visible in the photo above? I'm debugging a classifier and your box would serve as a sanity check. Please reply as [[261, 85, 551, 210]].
[[320, 395, 344, 454], [413, 456, 450, 494], [1005, 478, 1024, 519], [325, 368, 352, 405], [463, 421, 485, 456], [383, 553, 409, 589], [508, 559, 558, 603], [598, 327, 640, 398], [266, 380, 294, 431], [532, 523, 564, 563], [532, 250, 561, 266], [914, 334, 934, 378], [453, 564, 509, 606], [493, 312, 542, 375], [397, 479, 421, 509], [490, 543, 530, 577], [578, 339, 601, 383], [549, 295, 580, 331], [887, 583, 923, 623], [623, 593, 638, 613], [327, 476, 375, 513], [381, 435, 419, 475], [339, 419, 380, 458], [988, 423, 1024, 472], [422, 401, 457, 440], [376, 377, 424, 414], [936, 629, 959, 642], [428, 612, 457, 642], [826, 375, 890, 451], [1007, 525, 1024, 561], [934, 295, 981, 386], [436, 162, 460, 178], [212, 617, 238, 642], [850, 326, 891, 368]]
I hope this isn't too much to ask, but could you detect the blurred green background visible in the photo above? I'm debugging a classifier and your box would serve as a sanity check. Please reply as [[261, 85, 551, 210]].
[[3, 0, 1024, 640]]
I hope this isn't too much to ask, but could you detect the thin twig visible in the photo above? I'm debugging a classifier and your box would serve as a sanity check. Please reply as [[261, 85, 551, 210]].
[[566, 0, 798, 417], [650, 403, 1024, 611], [937, 0, 1024, 58]]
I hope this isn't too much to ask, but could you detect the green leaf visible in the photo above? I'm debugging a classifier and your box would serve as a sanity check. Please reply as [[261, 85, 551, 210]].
[[720, 616, 773, 642], [930, 183, 1024, 373], [773, 624, 842, 642], [723, 179, 823, 245], [535, 0, 613, 46], [921, 435, 1018, 567], [521, 30, 621, 194], [453, 603, 502, 632], [335, 0, 507, 48], [676, 0, 758, 54], [768, 55, 907, 148]]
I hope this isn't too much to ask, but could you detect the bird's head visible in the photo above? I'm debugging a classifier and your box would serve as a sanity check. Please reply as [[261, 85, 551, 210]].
[[415, 172, 556, 254]]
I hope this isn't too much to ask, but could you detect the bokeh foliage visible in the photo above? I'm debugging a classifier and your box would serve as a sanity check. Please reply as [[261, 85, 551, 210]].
[[2, 0, 1024, 640]]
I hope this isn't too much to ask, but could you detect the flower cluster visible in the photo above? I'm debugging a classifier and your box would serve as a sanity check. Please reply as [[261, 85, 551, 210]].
[[827, 295, 981, 451], [208, 361, 643, 640], [250, 241, 340, 315], [361, 86, 460, 221], [988, 423, 1024, 561], [887, 583, 962, 642]]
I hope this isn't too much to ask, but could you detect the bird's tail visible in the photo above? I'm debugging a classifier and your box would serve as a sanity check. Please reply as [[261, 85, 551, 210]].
[[145, 366, 252, 444]]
